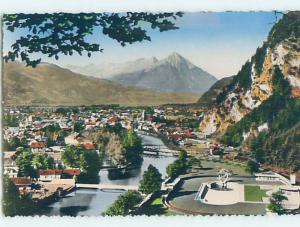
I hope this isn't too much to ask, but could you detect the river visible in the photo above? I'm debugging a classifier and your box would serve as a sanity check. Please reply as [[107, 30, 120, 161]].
[[44, 134, 176, 216]]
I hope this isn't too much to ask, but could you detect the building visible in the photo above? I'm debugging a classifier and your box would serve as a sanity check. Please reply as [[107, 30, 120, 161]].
[[38, 169, 81, 182]]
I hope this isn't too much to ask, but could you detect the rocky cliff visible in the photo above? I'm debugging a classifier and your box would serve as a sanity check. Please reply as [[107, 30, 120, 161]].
[[199, 12, 300, 136]]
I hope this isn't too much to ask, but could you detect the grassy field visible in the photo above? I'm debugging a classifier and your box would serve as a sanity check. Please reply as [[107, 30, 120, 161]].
[[142, 198, 177, 216], [244, 185, 267, 202]]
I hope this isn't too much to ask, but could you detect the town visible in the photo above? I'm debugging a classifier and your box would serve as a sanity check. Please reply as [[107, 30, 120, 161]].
[[3, 104, 300, 216]]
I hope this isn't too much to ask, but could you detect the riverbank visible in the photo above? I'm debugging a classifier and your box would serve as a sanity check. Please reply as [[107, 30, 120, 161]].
[[32, 179, 76, 207]]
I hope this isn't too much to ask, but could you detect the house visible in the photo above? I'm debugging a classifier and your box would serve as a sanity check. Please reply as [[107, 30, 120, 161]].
[[30, 141, 46, 153], [107, 116, 118, 125], [38, 169, 81, 181], [4, 152, 18, 178], [34, 131, 45, 141], [39, 169, 63, 181], [10, 177, 33, 191]]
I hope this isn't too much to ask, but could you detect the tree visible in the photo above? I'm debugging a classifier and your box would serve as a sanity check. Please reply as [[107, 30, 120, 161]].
[[62, 145, 81, 168], [166, 151, 190, 179], [122, 129, 143, 165], [188, 157, 202, 167], [16, 149, 35, 177], [103, 190, 143, 216], [3, 114, 19, 127], [3, 12, 183, 67], [139, 165, 162, 194], [74, 121, 84, 133], [32, 154, 55, 170], [77, 149, 102, 183], [268, 191, 288, 215], [2, 176, 37, 216], [8, 136, 23, 150], [62, 145, 102, 183], [245, 160, 260, 174]]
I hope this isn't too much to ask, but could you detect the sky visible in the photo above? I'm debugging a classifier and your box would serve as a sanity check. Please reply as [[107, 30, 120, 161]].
[[3, 12, 278, 79]]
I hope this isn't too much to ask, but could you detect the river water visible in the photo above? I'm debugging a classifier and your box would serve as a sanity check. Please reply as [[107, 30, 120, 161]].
[[45, 134, 176, 216]]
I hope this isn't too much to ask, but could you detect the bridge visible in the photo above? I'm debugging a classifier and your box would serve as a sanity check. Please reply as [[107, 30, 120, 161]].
[[76, 183, 139, 191]]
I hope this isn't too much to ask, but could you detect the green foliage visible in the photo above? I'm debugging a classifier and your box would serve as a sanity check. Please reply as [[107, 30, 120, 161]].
[[245, 160, 260, 174], [2, 176, 37, 216], [3, 12, 183, 67], [8, 136, 27, 150], [268, 12, 300, 48], [16, 149, 35, 177], [215, 61, 252, 105], [102, 126, 143, 165], [221, 67, 291, 147], [234, 61, 252, 90], [249, 131, 267, 163], [42, 123, 67, 137], [188, 157, 202, 167], [3, 114, 19, 127], [121, 129, 143, 165], [139, 165, 162, 194], [62, 145, 81, 168], [252, 43, 267, 75], [55, 107, 69, 116], [268, 191, 288, 215], [32, 153, 55, 170], [197, 76, 234, 108], [103, 190, 143, 216], [62, 145, 102, 183], [16, 149, 55, 177], [73, 121, 85, 133], [166, 151, 190, 179], [212, 149, 224, 156], [77, 150, 102, 183]]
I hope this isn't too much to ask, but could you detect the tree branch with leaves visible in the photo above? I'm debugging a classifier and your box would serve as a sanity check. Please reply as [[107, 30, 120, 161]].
[[3, 12, 183, 67]]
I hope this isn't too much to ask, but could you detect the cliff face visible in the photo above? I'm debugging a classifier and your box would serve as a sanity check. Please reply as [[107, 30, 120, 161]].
[[199, 12, 300, 136]]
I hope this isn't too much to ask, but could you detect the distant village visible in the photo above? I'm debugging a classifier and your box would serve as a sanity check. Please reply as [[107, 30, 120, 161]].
[[3, 105, 215, 200]]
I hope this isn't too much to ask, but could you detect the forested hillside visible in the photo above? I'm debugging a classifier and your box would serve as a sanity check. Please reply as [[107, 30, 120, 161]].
[[199, 12, 300, 170]]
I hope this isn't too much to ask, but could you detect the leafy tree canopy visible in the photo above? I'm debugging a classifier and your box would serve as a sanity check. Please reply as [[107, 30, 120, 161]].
[[2, 176, 37, 216], [3, 114, 19, 127], [103, 190, 143, 216], [245, 160, 260, 174], [268, 191, 288, 215], [3, 12, 183, 67], [139, 164, 162, 194]]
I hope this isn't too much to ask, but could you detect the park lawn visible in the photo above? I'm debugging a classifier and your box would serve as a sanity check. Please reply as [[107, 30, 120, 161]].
[[142, 197, 177, 216], [244, 185, 267, 202]]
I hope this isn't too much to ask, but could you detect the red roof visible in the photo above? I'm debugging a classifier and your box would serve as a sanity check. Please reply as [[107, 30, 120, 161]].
[[39, 169, 62, 175], [83, 143, 96, 150], [108, 116, 118, 124], [35, 131, 45, 136], [10, 177, 32, 185], [38, 169, 81, 176], [30, 142, 46, 148], [63, 169, 81, 175]]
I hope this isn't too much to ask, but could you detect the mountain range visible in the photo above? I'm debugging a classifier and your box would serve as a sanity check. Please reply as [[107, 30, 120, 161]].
[[66, 52, 217, 94], [3, 62, 199, 106]]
